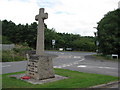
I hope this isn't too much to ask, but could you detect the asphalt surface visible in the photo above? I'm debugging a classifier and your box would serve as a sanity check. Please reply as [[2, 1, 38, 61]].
[[2, 51, 119, 76], [1, 51, 119, 88], [51, 51, 118, 77]]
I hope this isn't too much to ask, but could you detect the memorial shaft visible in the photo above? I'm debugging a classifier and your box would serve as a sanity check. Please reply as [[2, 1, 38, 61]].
[[36, 18, 44, 55], [35, 8, 48, 55]]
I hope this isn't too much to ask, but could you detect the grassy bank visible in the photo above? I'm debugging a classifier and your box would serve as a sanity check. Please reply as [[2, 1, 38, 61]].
[[2, 68, 118, 88]]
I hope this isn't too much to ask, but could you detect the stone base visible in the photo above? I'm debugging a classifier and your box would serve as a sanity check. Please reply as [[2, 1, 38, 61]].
[[26, 53, 57, 80], [9, 73, 68, 84]]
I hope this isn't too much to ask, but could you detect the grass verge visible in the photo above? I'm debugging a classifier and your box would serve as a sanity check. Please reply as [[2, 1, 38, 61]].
[[2, 68, 118, 88], [92, 54, 119, 62]]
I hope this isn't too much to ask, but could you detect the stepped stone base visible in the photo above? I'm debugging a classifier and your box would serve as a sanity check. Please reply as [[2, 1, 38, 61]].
[[9, 74, 68, 85]]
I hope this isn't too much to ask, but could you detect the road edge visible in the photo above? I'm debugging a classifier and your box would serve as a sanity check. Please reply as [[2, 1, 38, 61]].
[[89, 80, 120, 88]]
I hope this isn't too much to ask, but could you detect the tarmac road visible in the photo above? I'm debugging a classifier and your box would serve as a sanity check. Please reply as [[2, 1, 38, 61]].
[[2, 51, 118, 77], [50, 51, 118, 77]]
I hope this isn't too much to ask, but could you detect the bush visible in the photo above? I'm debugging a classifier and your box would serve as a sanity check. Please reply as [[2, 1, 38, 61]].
[[2, 44, 32, 62], [2, 50, 25, 62], [2, 51, 13, 62], [13, 44, 32, 58], [13, 44, 32, 53]]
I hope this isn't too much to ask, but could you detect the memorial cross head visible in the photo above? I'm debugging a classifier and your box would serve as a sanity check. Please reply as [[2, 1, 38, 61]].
[[35, 8, 48, 21]]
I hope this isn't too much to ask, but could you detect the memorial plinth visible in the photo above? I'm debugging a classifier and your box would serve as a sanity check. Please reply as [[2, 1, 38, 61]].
[[26, 53, 57, 80]]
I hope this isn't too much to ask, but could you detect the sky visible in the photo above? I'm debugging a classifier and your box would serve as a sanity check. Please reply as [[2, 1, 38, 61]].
[[0, 0, 119, 36]]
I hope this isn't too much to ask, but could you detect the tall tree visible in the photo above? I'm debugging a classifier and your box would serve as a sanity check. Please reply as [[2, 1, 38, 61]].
[[97, 9, 120, 56], [2, 20, 16, 41]]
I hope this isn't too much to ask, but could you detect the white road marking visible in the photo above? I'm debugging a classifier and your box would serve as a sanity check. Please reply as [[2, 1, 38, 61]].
[[54, 58, 85, 68], [53, 66, 57, 68], [56, 55, 83, 59], [73, 56, 81, 59], [2, 65, 11, 67], [77, 65, 117, 70], [78, 65, 87, 67], [98, 67, 117, 69], [54, 66, 62, 68], [66, 65, 71, 67], [79, 59, 85, 61]]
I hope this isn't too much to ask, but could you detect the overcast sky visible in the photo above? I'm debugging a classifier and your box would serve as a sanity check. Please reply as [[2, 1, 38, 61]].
[[0, 0, 119, 36]]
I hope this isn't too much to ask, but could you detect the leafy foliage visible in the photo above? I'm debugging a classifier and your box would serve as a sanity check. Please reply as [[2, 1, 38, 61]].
[[1, 35, 12, 44], [97, 9, 120, 55], [2, 45, 32, 62], [2, 50, 24, 62], [2, 20, 96, 51], [73, 37, 95, 51]]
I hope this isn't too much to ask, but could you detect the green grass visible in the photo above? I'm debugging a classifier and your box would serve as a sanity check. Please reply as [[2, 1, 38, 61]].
[[2, 68, 118, 88], [92, 54, 120, 62]]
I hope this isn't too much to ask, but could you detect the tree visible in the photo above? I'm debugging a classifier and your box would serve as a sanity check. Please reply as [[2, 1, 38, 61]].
[[26, 22, 37, 48], [97, 9, 120, 56], [2, 20, 37, 48], [72, 37, 96, 51], [2, 19, 96, 51], [2, 20, 16, 42], [45, 28, 58, 50], [1, 35, 12, 44]]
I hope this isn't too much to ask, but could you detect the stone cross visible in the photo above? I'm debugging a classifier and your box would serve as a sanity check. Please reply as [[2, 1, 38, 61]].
[[35, 8, 48, 55]]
